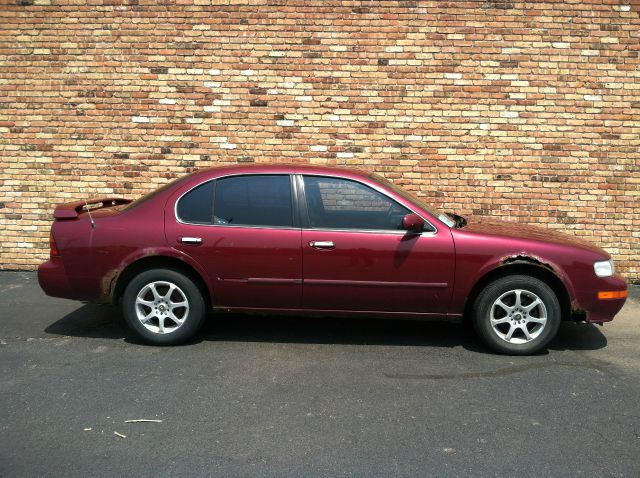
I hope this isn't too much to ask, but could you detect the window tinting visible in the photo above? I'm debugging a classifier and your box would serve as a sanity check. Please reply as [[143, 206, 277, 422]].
[[176, 180, 214, 224], [214, 175, 293, 227], [303, 176, 410, 230]]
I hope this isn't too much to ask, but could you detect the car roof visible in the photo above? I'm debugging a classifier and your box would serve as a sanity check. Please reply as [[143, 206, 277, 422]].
[[189, 163, 373, 182]]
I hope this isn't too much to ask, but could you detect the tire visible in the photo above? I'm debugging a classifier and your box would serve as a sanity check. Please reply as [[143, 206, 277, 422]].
[[472, 275, 561, 355], [122, 268, 206, 345]]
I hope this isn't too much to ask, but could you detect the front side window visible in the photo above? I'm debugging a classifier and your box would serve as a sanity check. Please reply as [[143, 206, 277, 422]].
[[303, 176, 410, 230], [214, 175, 293, 227], [176, 180, 214, 224]]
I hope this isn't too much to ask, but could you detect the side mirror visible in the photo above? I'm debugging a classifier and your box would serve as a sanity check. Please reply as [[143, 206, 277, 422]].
[[402, 213, 425, 233]]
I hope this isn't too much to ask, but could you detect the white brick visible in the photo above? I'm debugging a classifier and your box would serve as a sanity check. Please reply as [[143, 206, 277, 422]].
[[209, 136, 228, 143], [203, 105, 221, 112], [330, 45, 347, 52], [583, 95, 602, 101], [445, 72, 462, 80], [620, 5, 631, 12], [581, 50, 599, 56], [208, 69, 221, 75], [220, 143, 237, 149], [277, 120, 295, 127], [241, 69, 255, 76], [132, 116, 150, 123], [385, 45, 404, 53], [552, 42, 570, 49], [159, 98, 176, 105], [310, 145, 328, 152], [337, 152, 354, 158], [500, 111, 519, 118], [269, 51, 286, 57], [296, 95, 313, 102]]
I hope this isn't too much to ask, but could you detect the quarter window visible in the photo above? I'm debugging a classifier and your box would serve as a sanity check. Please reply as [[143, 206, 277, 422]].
[[214, 175, 293, 227], [176, 180, 214, 224], [303, 176, 410, 230]]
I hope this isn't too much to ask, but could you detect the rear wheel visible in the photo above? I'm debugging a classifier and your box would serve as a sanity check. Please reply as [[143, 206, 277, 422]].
[[122, 268, 206, 345], [472, 275, 561, 355]]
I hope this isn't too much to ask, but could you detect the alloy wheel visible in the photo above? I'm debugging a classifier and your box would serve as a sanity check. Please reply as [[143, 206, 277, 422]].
[[489, 289, 548, 344], [134, 281, 190, 334]]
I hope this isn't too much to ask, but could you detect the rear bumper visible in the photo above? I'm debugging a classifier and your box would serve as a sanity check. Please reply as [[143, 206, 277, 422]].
[[575, 274, 627, 324], [38, 258, 74, 299]]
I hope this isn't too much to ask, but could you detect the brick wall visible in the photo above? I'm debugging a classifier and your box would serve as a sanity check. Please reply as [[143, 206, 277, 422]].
[[1, 0, 639, 281]]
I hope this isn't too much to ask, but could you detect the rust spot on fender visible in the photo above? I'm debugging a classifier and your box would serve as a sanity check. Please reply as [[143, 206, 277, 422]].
[[501, 253, 554, 271], [100, 268, 121, 303], [99, 248, 165, 303]]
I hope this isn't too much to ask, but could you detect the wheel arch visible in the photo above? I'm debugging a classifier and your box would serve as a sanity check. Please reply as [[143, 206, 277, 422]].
[[111, 255, 212, 308], [462, 260, 572, 322]]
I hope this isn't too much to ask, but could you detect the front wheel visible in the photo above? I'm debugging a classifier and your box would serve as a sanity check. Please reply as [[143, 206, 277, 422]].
[[122, 268, 206, 345], [472, 275, 561, 355]]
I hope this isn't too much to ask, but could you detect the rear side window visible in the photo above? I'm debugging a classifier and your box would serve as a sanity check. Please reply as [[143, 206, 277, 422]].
[[176, 181, 214, 224], [214, 175, 293, 227]]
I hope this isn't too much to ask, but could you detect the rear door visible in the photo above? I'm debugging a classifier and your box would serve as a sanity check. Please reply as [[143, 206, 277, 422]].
[[299, 175, 455, 314], [166, 174, 302, 309]]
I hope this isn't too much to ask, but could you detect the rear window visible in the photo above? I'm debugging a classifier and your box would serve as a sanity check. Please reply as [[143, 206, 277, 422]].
[[125, 173, 197, 211]]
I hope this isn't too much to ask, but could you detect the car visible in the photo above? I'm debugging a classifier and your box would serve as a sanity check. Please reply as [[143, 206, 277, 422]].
[[38, 164, 628, 354]]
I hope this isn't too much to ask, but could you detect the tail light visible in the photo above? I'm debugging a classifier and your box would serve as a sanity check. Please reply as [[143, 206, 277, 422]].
[[49, 231, 60, 256]]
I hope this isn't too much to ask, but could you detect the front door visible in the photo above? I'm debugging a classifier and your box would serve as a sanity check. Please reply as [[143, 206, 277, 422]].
[[166, 174, 302, 309], [300, 175, 454, 314]]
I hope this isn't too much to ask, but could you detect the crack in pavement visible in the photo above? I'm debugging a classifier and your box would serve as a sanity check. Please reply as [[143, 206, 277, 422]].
[[384, 361, 605, 380]]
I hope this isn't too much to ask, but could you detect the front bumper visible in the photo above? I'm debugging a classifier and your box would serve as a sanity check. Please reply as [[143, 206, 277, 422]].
[[575, 273, 627, 324]]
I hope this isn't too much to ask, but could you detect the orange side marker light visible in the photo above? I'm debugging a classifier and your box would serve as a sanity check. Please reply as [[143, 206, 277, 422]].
[[598, 290, 628, 300]]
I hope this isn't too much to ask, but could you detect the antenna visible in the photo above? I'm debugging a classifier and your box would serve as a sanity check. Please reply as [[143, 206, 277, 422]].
[[84, 199, 96, 229]]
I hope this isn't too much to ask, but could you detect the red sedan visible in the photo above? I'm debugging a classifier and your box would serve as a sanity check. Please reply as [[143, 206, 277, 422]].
[[38, 165, 627, 354]]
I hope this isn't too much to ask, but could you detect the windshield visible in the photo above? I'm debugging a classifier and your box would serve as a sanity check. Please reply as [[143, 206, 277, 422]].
[[369, 173, 456, 228], [124, 172, 198, 210]]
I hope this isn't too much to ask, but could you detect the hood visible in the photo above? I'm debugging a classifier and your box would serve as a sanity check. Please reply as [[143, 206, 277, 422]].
[[460, 216, 607, 257]]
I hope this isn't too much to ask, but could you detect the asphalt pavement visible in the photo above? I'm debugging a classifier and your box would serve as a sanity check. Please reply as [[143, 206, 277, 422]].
[[1, 271, 639, 477]]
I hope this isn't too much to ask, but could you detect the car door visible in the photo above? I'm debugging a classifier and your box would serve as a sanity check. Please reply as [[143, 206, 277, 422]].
[[166, 174, 302, 309], [299, 174, 455, 315]]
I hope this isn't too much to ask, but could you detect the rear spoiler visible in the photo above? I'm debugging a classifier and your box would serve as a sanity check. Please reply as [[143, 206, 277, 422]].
[[53, 198, 132, 220]]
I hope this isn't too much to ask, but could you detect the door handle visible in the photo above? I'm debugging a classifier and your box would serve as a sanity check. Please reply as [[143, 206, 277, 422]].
[[179, 237, 202, 245], [309, 240, 335, 250]]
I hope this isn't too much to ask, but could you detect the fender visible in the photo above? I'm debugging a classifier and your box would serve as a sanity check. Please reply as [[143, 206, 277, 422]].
[[451, 251, 578, 316], [102, 246, 214, 304]]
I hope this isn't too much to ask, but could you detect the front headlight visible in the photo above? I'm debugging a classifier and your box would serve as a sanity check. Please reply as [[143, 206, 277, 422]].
[[594, 259, 615, 278]]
